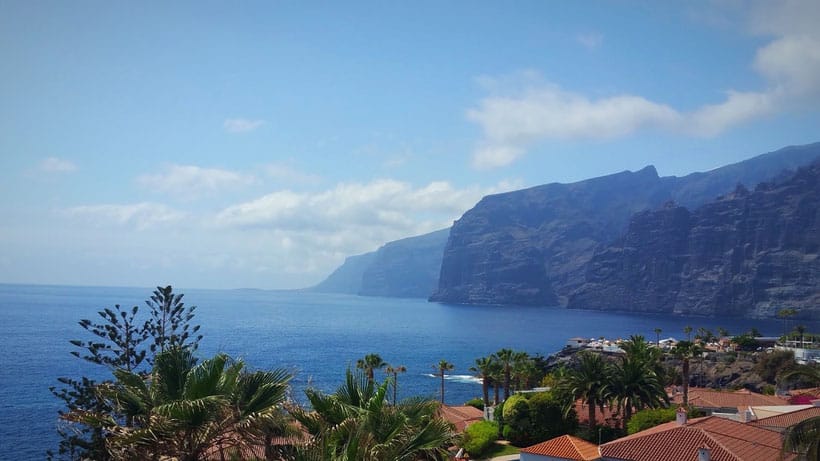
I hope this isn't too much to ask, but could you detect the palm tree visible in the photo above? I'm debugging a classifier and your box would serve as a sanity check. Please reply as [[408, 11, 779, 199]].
[[671, 340, 700, 407], [292, 369, 457, 460], [795, 325, 807, 348], [781, 415, 819, 461], [470, 356, 495, 408], [654, 328, 662, 347], [717, 327, 729, 338], [610, 353, 668, 429], [384, 364, 406, 405], [778, 308, 798, 338], [69, 347, 292, 461], [356, 353, 386, 382], [561, 351, 612, 431], [683, 325, 693, 341], [780, 364, 820, 387], [512, 352, 536, 391], [434, 359, 454, 404], [494, 348, 516, 401]]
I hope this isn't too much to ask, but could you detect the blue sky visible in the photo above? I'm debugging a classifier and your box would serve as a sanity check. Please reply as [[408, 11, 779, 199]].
[[1, 1, 819, 289]]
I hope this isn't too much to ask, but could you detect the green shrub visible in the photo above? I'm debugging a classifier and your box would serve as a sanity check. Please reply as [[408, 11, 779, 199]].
[[627, 407, 676, 434], [465, 398, 484, 410], [462, 421, 498, 458], [528, 392, 578, 443]]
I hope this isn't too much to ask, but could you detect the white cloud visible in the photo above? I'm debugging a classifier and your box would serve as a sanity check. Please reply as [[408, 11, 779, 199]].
[[577, 32, 603, 50], [468, 1, 820, 168], [39, 157, 77, 173], [136, 164, 256, 199], [223, 118, 265, 133], [213, 179, 516, 256], [64, 202, 185, 230]]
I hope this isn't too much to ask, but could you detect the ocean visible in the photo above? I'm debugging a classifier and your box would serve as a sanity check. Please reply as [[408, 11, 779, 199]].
[[0, 283, 811, 459]]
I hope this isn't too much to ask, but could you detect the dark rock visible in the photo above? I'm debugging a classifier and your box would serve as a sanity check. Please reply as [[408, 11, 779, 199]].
[[431, 142, 820, 309], [309, 228, 449, 298], [569, 162, 820, 319], [359, 229, 449, 298]]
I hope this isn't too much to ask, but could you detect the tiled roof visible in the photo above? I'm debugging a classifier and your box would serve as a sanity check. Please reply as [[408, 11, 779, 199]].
[[671, 387, 787, 411], [750, 406, 820, 432], [521, 434, 601, 461], [438, 404, 484, 432], [600, 415, 790, 461]]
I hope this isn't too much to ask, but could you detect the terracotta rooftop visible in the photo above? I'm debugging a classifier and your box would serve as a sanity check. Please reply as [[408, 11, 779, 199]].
[[438, 404, 484, 432], [600, 415, 792, 461], [750, 406, 820, 432], [671, 387, 787, 411], [521, 434, 600, 460]]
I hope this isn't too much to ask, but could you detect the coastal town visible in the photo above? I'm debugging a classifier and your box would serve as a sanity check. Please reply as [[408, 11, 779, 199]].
[[440, 331, 820, 461]]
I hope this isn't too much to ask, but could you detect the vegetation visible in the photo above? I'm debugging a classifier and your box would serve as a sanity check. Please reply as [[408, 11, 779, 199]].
[[782, 415, 820, 461], [670, 340, 700, 406], [68, 347, 292, 460], [291, 369, 457, 460], [609, 336, 668, 429], [384, 363, 406, 405], [560, 351, 611, 432], [461, 421, 498, 458], [499, 391, 578, 446], [49, 286, 202, 460], [356, 353, 386, 382], [754, 349, 796, 384], [464, 398, 484, 410], [626, 407, 677, 434], [470, 356, 494, 407], [434, 359, 454, 403]]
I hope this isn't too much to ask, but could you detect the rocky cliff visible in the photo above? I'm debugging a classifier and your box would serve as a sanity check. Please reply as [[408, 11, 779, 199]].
[[310, 251, 377, 294], [430, 143, 820, 308], [569, 162, 820, 319], [359, 229, 449, 298], [310, 228, 449, 298]]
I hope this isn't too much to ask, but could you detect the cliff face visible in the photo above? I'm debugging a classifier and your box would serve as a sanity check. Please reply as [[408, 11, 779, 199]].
[[309, 229, 449, 298], [310, 252, 376, 294], [430, 166, 671, 305], [359, 229, 449, 298], [430, 143, 820, 309], [569, 163, 820, 319]]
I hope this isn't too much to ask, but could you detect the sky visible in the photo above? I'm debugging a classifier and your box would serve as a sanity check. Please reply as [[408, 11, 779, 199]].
[[1, 1, 819, 290]]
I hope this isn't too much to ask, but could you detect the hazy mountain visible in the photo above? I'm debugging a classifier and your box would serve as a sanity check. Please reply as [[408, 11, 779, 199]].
[[309, 229, 449, 298]]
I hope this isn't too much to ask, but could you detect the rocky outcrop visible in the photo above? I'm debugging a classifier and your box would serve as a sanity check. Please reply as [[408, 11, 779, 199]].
[[569, 162, 820, 319], [431, 143, 820, 309]]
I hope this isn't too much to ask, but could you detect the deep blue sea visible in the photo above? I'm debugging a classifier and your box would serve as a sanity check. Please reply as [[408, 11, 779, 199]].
[[1, 283, 815, 459]]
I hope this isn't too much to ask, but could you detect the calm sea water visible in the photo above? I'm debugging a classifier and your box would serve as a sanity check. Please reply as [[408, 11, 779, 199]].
[[1, 283, 814, 459]]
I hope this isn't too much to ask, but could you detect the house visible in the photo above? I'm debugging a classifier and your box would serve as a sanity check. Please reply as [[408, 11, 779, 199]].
[[438, 404, 484, 432], [749, 405, 820, 432], [670, 387, 787, 418], [599, 409, 790, 461], [520, 434, 601, 461]]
